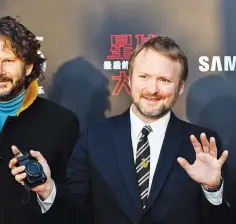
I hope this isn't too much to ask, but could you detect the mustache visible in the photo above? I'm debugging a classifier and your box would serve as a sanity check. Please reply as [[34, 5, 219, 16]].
[[142, 92, 164, 100], [0, 76, 12, 82]]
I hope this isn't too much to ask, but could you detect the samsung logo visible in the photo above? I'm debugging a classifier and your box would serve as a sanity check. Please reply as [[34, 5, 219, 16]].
[[199, 56, 236, 72]]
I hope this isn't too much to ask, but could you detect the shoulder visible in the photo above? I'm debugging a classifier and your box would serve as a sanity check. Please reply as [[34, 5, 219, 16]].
[[78, 114, 125, 139], [33, 97, 79, 125], [86, 113, 125, 129], [173, 113, 219, 139]]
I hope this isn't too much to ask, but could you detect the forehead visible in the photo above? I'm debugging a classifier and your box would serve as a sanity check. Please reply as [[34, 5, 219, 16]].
[[133, 49, 181, 78], [0, 37, 15, 56]]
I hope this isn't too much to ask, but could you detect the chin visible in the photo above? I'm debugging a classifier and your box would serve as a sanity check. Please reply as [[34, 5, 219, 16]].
[[140, 106, 159, 115], [142, 102, 161, 110], [143, 99, 162, 106], [0, 89, 12, 97]]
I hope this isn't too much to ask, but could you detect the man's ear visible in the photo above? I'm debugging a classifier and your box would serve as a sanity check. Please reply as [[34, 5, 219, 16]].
[[26, 64, 33, 76], [129, 75, 132, 87], [179, 81, 185, 95]]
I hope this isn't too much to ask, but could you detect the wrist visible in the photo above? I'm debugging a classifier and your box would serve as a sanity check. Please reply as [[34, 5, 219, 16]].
[[38, 179, 54, 200], [202, 177, 223, 192]]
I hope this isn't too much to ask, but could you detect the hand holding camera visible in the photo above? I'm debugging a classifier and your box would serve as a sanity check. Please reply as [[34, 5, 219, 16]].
[[9, 146, 54, 200], [16, 152, 47, 188]]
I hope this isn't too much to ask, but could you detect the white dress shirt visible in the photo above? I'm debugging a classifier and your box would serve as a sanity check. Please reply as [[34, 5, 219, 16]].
[[38, 106, 223, 213], [130, 106, 170, 195]]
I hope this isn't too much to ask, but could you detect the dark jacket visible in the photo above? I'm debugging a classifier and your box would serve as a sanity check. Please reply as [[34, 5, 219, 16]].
[[46, 110, 230, 224], [0, 80, 80, 224]]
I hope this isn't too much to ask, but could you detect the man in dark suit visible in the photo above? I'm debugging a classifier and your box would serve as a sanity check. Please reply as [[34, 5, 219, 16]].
[[10, 35, 229, 224]]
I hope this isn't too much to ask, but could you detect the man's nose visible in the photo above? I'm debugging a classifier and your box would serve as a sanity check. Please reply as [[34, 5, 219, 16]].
[[0, 63, 6, 75], [147, 80, 159, 94]]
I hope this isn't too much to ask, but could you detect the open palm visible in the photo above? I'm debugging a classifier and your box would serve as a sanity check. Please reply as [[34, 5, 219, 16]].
[[177, 133, 228, 188]]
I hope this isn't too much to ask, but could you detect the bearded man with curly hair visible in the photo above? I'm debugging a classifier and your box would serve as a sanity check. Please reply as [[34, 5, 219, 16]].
[[0, 16, 80, 224]]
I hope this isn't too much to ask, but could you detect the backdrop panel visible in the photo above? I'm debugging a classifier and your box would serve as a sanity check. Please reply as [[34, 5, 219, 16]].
[[1, 0, 236, 172]]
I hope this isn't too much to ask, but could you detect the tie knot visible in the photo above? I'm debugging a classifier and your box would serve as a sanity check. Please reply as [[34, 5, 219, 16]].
[[142, 125, 152, 137]]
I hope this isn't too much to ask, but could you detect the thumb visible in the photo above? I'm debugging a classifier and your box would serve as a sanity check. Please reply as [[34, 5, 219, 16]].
[[177, 157, 190, 172], [218, 150, 228, 166], [11, 145, 23, 158]]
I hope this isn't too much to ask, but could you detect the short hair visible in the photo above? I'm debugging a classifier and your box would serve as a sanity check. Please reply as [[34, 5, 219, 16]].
[[128, 35, 188, 81], [0, 16, 46, 84]]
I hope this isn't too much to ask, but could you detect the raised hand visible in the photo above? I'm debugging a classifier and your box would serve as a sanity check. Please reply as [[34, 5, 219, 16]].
[[177, 133, 228, 189]]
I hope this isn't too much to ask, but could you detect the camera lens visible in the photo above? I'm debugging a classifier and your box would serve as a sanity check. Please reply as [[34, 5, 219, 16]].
[[26, 162, 42, 177]]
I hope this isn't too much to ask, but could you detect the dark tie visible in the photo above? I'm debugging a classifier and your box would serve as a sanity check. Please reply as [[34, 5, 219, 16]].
[[136, 125, 152, 209]]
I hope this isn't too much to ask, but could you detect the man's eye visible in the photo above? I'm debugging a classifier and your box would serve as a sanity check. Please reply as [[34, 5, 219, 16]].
[[160, 78, 170, 83], [140, 75, 147, 79], [4, 60, 14, 63]]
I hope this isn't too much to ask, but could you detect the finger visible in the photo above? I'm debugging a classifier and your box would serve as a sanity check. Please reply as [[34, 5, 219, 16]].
[[190, 135, 203, 154], [9, 158, 18, 169], [200, 133, 210, 153], [209, 137, 217, 158], [197, 152, 207, 163], [30, 150, 46, 164], [11, 166, 25, 176], [19, 181, 24, 185], [177, 157, 191, 172], [15, 172, 27, 183], [11, 145, 23, 158], [218, 150, 228, 166]]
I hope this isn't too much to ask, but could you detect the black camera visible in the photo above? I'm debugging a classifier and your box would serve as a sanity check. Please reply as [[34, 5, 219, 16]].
[[16, 152, 47, 188]]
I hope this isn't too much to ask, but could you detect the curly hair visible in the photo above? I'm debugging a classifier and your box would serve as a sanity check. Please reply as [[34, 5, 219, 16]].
[[0, 16, 46, 84]]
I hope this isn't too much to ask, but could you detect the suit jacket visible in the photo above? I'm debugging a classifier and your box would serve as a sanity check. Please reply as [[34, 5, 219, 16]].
[[46, 110, 229, 224]]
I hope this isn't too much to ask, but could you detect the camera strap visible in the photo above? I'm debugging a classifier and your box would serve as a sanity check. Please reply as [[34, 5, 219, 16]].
[[13, 151, 31, 203], [22, 183, 31, 204]]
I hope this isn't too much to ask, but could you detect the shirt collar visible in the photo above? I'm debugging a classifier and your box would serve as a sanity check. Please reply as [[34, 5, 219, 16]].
[[130, 105, 171, 139]]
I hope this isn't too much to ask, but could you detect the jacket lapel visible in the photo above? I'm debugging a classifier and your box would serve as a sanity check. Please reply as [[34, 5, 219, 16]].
[[112, 109, 142, 211], [147, 112, 185, 209]]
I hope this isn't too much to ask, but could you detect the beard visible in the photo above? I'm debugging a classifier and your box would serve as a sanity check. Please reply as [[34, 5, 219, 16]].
[[133, 89, 179, 120], [0, 69, 26, 101]]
